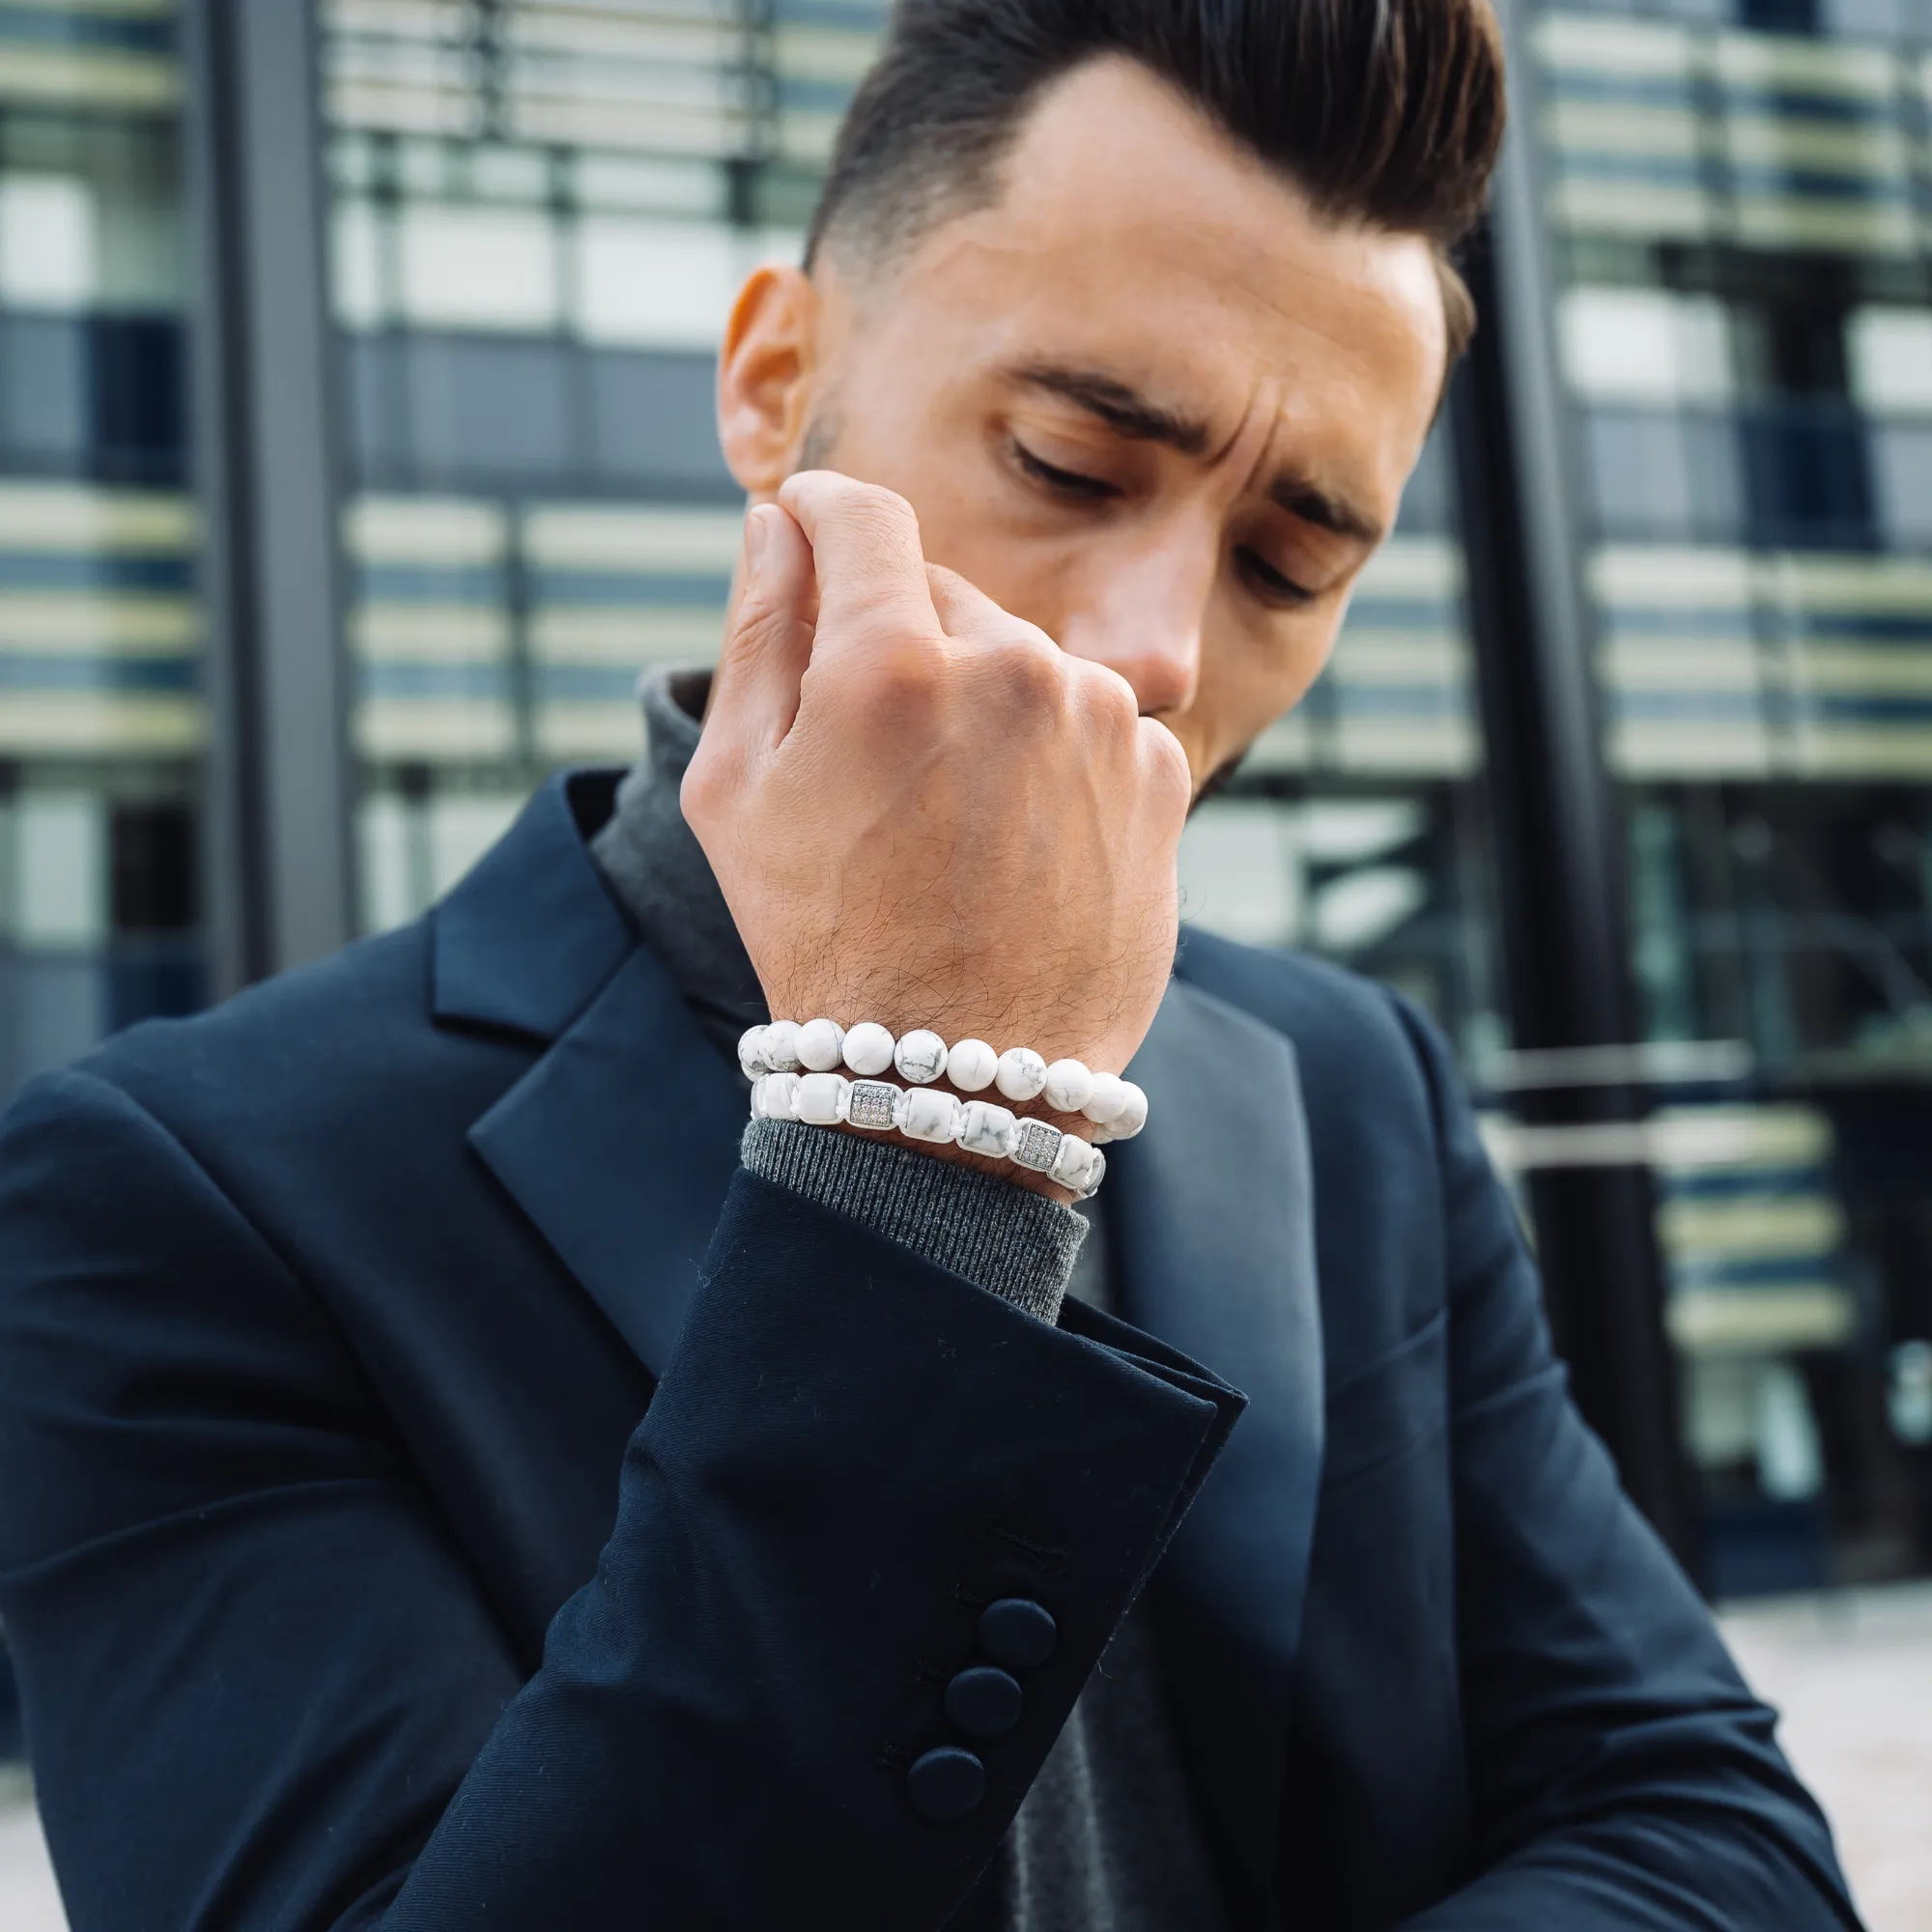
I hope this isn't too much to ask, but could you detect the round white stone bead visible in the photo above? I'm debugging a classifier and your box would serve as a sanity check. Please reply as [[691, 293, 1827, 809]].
[[1042, 1058, 1094, 1114], [958, 1099, 1018, 1158], [994, 1046, 1048, 1103], [1110, 1080, 1149, 1139], [1081, 1071, 1129, 1125], [898, 1086, 964, 1144], [754, 1071, 801, 1122], [796, 1016, 847, 1072], [795, 1071, 849, 1126], [1082, 1146, 1107, 1196], [1089, 1122, 1117, 1146], [895, 1029, 949, 1086], [738, 1025, 771, 1079], [946, 1037, 998, 1093], [762, 1019, 802, 1073], [1049, 1132, 1096, 1190], [841, 1021, 897, 1077]]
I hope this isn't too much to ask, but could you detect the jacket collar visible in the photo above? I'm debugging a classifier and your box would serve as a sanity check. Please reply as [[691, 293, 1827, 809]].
[[434, 779, 1323, 1924], [434, 770, 635, 1043]]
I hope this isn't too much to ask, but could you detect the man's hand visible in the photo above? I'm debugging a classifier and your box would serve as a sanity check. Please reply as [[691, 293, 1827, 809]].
[[683, 472, 1189, 1102]]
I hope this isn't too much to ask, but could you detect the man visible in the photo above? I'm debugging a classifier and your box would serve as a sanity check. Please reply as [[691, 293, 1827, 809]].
[[0, 1, 1860, 1927]]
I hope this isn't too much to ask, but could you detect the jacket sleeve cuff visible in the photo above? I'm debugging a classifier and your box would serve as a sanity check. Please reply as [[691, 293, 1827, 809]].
[[742, 1118, 1086, 1323]]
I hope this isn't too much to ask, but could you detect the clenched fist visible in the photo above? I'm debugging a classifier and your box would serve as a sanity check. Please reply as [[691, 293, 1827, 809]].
[[682, 472, 1190, 1171]]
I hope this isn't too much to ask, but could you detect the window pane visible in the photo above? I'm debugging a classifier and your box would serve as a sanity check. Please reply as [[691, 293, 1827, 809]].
[[0, 4, 207, 1109], [1531, 0, 1932, 1594]]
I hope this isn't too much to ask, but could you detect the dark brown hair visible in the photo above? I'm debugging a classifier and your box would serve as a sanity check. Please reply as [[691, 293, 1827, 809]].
[[807, 0, 1507, 357]]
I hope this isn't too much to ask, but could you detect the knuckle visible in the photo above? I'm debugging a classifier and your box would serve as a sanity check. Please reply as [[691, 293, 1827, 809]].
[[842, 481, 919, 544], [1137, 718, 1193, 808], [1071, 658, 1141, 734], [864, 640, 947, 719], [679, 748, 728, 826], [996, 631, 1065, 708], [729, 589, 788, 647]]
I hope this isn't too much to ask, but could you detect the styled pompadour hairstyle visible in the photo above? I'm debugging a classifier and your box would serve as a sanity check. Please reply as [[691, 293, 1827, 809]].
[[807, 0, 1508, 357]]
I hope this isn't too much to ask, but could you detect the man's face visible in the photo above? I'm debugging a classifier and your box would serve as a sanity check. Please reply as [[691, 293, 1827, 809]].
[[717, 56, 1448, 792]]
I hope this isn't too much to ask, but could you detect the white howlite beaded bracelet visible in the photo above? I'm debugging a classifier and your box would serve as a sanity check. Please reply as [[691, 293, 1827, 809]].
[[738, 1021, 1148, 1143], [750, 1068, 1108, 1198]]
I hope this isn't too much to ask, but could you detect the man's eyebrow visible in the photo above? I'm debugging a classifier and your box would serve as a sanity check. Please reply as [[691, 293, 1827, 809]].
[[1008, 363, 1212, 457], [1010, 362, 1386, 546], [1268, 474, 1383, 547]]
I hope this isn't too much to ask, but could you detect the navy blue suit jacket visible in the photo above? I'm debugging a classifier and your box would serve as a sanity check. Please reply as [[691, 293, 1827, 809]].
[[0, 773, 1858, 1930]]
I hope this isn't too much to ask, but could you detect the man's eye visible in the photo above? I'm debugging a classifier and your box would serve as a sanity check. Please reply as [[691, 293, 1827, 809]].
[[1236, 545, 1314, 607], [1011, 439, 1119, 501]]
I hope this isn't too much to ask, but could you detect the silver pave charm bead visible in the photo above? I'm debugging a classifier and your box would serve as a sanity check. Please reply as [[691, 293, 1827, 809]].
[[845, 1079, 899, 1130], [1009, 1117, 1063, 1173]]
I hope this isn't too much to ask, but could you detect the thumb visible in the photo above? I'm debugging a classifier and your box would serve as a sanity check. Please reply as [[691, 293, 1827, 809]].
[[706, 502, 817, 758]]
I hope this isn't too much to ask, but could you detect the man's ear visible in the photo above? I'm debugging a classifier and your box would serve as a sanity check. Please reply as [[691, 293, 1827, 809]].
[[717, 264, 820, 497]]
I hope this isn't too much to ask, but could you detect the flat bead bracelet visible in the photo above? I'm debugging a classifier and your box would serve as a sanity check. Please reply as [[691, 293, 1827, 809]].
[[737, 1020, 1148, 1145], [750, 1069, 1108, 1199]]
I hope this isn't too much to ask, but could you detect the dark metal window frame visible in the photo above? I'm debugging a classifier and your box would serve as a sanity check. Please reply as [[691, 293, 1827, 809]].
[[184, 0, 354, 991]]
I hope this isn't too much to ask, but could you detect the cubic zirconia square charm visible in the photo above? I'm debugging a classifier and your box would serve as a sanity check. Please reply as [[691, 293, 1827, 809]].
[[846, 1079, 899, 1130], [1009, 1118, 1062, 1172]]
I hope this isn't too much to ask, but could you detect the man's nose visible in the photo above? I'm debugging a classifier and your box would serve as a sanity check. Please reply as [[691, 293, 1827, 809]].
[[1055, 541, 1208, 717]]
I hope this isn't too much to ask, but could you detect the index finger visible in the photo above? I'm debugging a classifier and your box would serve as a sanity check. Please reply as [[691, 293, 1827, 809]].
[[778, 470, 942, 657]]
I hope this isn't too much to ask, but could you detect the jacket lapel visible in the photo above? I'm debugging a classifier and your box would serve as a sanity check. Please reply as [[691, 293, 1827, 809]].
[[436, 773, 751, 1377], [1109, 972, 1323, 1928], [468, 943, 750, 1374]]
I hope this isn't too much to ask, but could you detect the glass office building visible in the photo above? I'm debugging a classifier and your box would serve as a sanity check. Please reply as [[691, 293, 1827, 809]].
[[0, 0, 1929, 1651], [320, 0, 873, 924], [0, 2, 203, 1102], [1525, 0, 1932, 1592]]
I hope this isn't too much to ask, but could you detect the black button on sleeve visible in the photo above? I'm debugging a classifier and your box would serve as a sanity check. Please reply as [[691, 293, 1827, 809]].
[[945, 1665, 1022, 1739], [978, 1598, 1057, 1671], [907, 1745, 985, 1822]]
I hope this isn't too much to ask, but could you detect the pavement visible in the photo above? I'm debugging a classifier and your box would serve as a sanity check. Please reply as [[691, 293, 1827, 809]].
[[0, 1767, 60, 1932], [1721, 1582, 1932, 1930], [1, 1584, 1928, 1929]]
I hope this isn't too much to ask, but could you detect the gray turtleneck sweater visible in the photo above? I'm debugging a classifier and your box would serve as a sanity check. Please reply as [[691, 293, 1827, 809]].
[[589, 668, 1230, 1932]]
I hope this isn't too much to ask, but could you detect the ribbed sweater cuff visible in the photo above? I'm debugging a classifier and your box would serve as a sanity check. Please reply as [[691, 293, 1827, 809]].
[[741, 1120, 1085, 1324]]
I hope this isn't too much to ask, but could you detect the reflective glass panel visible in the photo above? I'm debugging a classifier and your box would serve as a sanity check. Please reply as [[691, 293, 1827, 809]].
[[1532, 0, 1932, 1591], [0, 2, 205, 1105]]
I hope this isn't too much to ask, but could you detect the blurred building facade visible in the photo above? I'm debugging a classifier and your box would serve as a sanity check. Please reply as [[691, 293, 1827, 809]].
[[0, 0, 1929, 1678], [0, 1, 200, 1107]]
